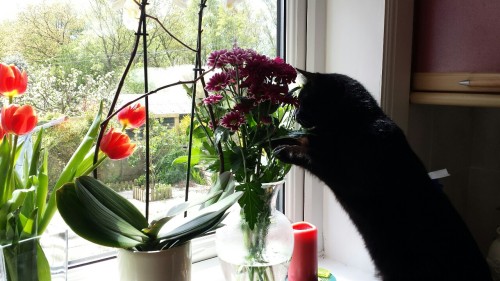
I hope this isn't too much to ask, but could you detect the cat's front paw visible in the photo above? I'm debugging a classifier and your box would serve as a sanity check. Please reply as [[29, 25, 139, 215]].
[[273, 145, 311, 167]]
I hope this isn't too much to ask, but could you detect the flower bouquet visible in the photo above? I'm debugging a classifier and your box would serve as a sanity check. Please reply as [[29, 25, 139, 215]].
[[180, 47, 300, 280], [0, 62, 140, 281]]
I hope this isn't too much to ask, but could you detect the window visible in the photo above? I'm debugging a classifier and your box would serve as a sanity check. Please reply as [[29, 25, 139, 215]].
[[0, 0, 281, 267]]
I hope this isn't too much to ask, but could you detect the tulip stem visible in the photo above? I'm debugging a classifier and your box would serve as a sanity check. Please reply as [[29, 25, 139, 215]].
[[5, 135, 18, 199], [81, 155, 107, 177]]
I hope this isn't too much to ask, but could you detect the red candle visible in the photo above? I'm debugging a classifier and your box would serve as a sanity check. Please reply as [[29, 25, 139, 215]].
[[288, 221, 318, 281]]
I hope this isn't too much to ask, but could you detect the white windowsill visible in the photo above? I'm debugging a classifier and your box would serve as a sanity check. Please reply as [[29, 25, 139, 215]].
[[68, 256, 379, 281]]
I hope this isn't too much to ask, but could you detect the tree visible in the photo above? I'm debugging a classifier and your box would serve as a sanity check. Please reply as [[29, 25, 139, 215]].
[[15, 1, 85, 64], [18, 64, 115, 117]]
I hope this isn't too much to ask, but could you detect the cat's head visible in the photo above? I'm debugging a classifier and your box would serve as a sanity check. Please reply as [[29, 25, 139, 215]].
[[295, 69, 381, 130]]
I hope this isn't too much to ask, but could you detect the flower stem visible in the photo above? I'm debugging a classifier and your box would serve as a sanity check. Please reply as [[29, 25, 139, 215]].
[[5, 135, 18, 200], [80, 155, 107, 177]]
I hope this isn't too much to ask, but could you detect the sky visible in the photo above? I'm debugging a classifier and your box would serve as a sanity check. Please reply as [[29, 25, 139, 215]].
[[0, 0, 90, 22]]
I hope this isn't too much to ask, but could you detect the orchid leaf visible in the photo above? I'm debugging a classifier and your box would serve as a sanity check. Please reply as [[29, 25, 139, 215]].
[[56, 183, 143, 248], [165, 190, 222, 218], [201, 171, 232, 208], [76, 176, 148, 230], [144, 173, 233, 238], [158, 191, 242, 239], [73, 178, 147, 239]]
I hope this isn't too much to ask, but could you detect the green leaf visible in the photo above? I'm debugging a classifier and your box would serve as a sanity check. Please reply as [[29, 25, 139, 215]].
[[56, 183, 143, 248], [236, 182, 265, 230], [73, 178, 147, 240], [201, 171, 232, 208], [40, 104, 103, 233], [165, 190, 222, 217], [76, 176, 148, 230], [158, 191, 242, 240], [193, 125, 207, 139], [28, 129, 44, 177], [172, 153, 218, 166], [0, 136, 12, 204], [35, 151, 49, 232], [37, 242, 51, 281], [214, 126, 229, 145]]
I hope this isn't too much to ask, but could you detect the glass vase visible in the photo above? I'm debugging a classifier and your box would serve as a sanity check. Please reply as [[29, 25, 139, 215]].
[[216, 180, 294, 281], [0, 230, 68, 281]]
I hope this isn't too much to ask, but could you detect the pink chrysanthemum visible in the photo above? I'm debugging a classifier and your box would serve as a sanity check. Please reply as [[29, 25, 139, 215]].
[[203, 94, 224, 105], [220, 111, 245, 132], [233, 98, 256, 113], [208, 120, 219, 130], [207, 49, 228, 68], [260, 116, 272, 125], [207, 47, 258, 68], [206, 72, 230, 92]]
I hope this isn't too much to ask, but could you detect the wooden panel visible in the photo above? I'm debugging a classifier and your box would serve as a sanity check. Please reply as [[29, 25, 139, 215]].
[[410, 92, 500, 107], [412, 73, 500, 93]]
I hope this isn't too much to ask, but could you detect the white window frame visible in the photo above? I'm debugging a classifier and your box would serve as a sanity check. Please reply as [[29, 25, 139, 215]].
[[284, 0, 414, 275], [69, 0, 416, 278]]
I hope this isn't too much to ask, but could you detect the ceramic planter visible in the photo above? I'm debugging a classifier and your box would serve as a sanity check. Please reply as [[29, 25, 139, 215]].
[[117, 241, 191, 281]]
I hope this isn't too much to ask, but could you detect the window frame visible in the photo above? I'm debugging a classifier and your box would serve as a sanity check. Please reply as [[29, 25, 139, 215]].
[[66, 0, 415, 271], [283, 0, 415, 273]]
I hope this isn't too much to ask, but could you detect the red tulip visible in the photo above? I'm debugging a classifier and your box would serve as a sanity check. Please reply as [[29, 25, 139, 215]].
[[0, 125, 5, 140], [1, 104, 38, 136], [0, 63, 28, 98], [100, 128, 136, 160], [117, 103, 146, 129]]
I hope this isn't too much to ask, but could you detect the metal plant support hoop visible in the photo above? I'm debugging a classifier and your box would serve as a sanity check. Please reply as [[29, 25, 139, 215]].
[[93, 0, 214, 221]]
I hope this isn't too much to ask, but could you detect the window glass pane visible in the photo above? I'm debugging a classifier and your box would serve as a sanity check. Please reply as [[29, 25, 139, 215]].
[[0, 0, 278, 264]]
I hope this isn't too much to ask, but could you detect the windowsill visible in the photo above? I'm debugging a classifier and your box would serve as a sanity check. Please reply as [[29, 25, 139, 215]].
[[68, 256, 379, 281]]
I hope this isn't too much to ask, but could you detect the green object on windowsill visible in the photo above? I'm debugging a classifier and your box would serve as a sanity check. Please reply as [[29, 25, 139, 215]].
[[318, 267, 336, 281]]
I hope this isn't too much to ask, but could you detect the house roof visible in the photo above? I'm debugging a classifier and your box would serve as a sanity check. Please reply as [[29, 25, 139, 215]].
[[118, 66, 197, 115], [118, 92, 192, 116]]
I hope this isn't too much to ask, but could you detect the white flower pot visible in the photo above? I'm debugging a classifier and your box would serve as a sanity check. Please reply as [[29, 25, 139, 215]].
[[488, 227, 500, 281], [117, 241, 191, 281]]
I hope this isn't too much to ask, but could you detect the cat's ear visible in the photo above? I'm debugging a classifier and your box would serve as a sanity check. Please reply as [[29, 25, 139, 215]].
[[296, 68, 314, 81], [296, 68, 313, 84]]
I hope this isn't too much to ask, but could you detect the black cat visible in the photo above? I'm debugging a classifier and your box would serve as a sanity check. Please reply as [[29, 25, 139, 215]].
[[274, 70, 492, 281]]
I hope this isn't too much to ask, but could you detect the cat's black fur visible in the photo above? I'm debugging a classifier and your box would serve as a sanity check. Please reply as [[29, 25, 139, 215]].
[[274, 71, 492, 281]]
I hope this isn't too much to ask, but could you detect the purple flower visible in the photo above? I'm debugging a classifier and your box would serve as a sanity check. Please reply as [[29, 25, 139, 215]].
[[206, 72, 230, 92], [208, 120, 219, 129], [220, 111, 245, 132], [233, 98, 256, 113], [203, 94, 224, 105], [207, 49, 228, 68], [207, 47, 258, 68]]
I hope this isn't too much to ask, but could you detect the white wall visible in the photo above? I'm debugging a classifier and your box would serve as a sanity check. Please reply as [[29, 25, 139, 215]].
[[321, 0, 385, 274]]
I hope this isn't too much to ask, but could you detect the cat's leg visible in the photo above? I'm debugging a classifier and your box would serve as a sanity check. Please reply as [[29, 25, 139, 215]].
[[273, 144, 312, 167]]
